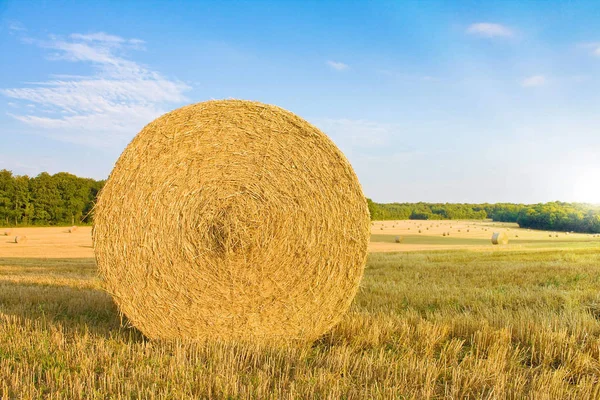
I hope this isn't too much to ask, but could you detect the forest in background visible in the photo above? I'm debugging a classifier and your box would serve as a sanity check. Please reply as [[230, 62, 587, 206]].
[[0, 170, 103, 226], [368, 200, 600, 233], [1, 170, 599, 233]]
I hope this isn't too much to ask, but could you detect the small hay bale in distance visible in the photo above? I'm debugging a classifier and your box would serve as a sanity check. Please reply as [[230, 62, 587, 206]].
[[3, 229, 12, 236], [68, 226, 78, 233], [394, 236, 403, 243], [14, 236, 27, 244], [93, 100, 371, 343], [491, 232, 509, 245]]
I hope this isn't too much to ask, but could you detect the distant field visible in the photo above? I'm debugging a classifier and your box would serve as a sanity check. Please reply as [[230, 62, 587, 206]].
[[1, 222, 600, 398], [370, 220, 600, 252], [0, 227, 93, 258], [2, 220, 599, 258]]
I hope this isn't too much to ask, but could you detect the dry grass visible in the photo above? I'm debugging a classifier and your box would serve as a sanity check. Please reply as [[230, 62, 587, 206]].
[[1, 249, 600, 398]]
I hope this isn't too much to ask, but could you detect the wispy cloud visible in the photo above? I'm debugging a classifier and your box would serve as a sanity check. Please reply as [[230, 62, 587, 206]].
[[7, 21, 26, 33], [466, 23, 514, 38], [326, 60, 349, 71], [1, 32, 189, 147], [316, 118, 397, 151], [521, 75, 546, 87], [579, 42, 600, 57]]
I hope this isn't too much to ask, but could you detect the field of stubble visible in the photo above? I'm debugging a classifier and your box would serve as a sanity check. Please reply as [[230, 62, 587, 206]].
[[1, 223, 600, 398]]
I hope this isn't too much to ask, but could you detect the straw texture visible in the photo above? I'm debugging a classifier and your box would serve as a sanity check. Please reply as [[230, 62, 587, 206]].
[[491, 232, 509, 245], [93, 100, 370, 343]]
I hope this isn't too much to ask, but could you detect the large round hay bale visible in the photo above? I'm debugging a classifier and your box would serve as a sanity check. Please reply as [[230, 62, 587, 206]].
[[93, 100, 370, 343], [491, 232, 509, 245], [3, 229, 12, 236]]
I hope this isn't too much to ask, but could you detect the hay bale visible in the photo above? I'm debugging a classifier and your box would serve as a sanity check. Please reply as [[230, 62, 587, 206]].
[[93, 100, 370, 343], [3, 229, 12, 236], [442, 232, 446, 237], [68, 226, 78, 233], [394, 236, 403, 243], [491, 232, 509, 245], [14, 236, 27, 244]]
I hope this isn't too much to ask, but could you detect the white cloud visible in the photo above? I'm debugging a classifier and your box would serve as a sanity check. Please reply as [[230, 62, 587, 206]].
[[466, 23, 514, 38], [579, 42, 600, 57], [326, 60, 349, 71], [1, 32, 189, 148], [521, 75, 546, 87]]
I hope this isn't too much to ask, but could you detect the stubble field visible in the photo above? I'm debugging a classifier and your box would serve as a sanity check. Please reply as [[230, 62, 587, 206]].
[[1, 222, 600, 398]]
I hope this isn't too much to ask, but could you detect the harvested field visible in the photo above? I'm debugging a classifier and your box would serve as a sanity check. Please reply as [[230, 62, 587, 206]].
[[2, 248, 600, 398], [2, 221, 599, 260]]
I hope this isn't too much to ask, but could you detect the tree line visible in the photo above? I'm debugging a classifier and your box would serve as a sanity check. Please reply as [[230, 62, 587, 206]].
[[368, 200, 600, 233], [0, 170, 104, 226], [1, 169, 598, 233]]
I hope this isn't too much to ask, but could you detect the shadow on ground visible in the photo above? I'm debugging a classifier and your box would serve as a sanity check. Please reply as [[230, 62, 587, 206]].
[[0, 257, 144, 342]]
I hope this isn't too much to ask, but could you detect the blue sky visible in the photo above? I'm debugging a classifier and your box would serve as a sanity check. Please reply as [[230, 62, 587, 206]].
[[1, 0, 600, 203]]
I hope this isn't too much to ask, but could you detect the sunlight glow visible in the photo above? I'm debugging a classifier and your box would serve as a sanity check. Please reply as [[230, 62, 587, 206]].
[[571, 167, 600, 204]]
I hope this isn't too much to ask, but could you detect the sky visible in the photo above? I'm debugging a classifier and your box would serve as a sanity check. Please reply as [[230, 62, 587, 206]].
[[1, 0, 600, 204]]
